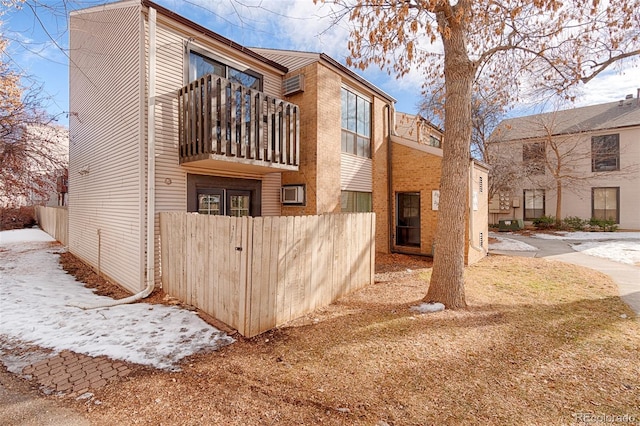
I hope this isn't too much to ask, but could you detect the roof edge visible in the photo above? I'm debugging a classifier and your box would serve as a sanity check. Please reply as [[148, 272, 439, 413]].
[[319, 54, 396, 103], [141, 0, 288, 73]]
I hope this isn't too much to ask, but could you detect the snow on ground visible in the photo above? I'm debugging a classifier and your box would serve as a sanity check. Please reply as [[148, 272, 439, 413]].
[[489, 235, 539, 252], [0, 229, 233, 371], [571, 241, 640, 265], [532, 231, 640, 241], [489, 231, 640, 265]]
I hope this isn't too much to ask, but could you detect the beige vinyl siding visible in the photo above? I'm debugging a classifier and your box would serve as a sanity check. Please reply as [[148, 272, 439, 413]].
[[261, 173, 282, 216], [69, 4, 145, 293], [153, 15, 284, 98], [340, 153, 372, 192], [152, 20, 189, 285], [252, 48, 320, 72]]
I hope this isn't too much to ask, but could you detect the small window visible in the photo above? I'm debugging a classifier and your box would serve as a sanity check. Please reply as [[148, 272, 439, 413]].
[[523, 142, 545, 175], [429, 135, 441, 148], [592, 187, 619, 223], [341, 191, 372, 212], [198, 193, 222, 215], [479, 176, 483, 193], [592, 134, 619, 172], [523, 189, 545, 220], [396, 192, 420, 247]]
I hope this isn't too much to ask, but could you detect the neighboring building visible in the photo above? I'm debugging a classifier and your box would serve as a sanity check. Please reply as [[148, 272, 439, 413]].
[[68, 0, 488, 295], [391, 113, 489, 264], [0, 124, 68, 208], [490, 93, 640, 229]]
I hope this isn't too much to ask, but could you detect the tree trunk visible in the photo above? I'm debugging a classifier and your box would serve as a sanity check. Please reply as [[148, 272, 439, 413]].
[[424, 15, 474, 309]]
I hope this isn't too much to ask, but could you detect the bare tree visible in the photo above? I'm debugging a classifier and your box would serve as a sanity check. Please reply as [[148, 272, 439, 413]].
[[1, 9, 67, 208], [320, 0, 640, 308]]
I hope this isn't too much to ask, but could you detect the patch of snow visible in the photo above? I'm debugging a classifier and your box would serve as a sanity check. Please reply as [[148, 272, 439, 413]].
[[489, 236, 539, 252], [533, 232, 640, 241], [0, 229, 234, 371], [0, 228, 55, 244], [410, 302, 445, 313], [571, 241, 640, 265]]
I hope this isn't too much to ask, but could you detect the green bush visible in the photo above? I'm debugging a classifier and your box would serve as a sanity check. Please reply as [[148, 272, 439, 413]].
[[532, 215, 556, 229], [588, 217, 618, 232], [562, 216, 587, 231]]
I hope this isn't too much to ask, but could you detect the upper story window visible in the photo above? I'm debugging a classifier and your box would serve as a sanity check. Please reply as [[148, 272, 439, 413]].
[[523, 142, 545, 175], [341, 88, 371, 158], [592, 134, 619, 172], [428, 134, 441, 148], [188, 51, 262, 91]]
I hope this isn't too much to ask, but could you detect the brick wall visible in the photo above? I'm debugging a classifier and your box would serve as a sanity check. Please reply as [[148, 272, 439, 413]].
[[391, 143, 442, 255]]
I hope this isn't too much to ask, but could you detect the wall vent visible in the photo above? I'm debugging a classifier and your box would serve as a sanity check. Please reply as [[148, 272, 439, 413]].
[[283, 74, 304, 96]]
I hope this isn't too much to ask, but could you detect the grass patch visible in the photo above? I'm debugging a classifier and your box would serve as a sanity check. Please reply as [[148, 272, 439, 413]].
[[82, 256, 639, 426]]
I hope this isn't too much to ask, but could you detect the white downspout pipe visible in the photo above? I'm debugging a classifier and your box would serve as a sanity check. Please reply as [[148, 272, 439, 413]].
[[72, 7, 157, 310]]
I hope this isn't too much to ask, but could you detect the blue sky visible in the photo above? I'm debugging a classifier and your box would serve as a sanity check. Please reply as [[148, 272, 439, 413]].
[[3, 0, 639, 127]]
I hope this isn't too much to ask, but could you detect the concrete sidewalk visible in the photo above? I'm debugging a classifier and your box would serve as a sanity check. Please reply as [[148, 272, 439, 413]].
[[490, 233, 640, 316]]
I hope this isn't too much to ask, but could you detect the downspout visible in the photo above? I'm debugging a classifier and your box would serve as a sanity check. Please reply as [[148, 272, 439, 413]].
[[468, 159, 483, 253], [72, 7, 157, 309], [386, 104, 394, 254]]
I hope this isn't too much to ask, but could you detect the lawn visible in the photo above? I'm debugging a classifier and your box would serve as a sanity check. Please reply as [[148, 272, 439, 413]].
[[75, 255, 639, 425]]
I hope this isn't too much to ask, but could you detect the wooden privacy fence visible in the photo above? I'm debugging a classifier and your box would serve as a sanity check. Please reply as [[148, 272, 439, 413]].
[[35, 206, 68, 246], [160, 212, 375, 337]]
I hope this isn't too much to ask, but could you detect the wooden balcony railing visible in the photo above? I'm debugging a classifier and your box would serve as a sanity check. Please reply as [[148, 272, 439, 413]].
[[178, 74, 300, 171]]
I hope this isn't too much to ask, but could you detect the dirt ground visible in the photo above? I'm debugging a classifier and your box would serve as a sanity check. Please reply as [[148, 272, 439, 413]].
[[7, 251, 640, 425]]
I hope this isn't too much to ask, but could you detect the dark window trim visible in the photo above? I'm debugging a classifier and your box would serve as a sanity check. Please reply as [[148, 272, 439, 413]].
[[591, 187, 620, 223], [396, 192, 421, 248], [523, 189, 545, 221], [186, 48, 263, 91], [187, 174, 261, 217], [591, 133, 620, 172]]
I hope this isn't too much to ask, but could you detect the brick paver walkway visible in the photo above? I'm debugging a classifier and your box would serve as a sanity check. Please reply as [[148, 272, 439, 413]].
[[21, 350, 134, 397]]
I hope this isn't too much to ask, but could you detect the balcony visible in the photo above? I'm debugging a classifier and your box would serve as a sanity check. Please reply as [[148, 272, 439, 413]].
[[178, 74, 300, 173]]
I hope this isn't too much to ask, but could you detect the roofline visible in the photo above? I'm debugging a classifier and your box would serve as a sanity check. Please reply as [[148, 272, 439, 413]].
[[495, 122, 640, 143], [141, 0, 288, 73], [319, 54, 396, 103]]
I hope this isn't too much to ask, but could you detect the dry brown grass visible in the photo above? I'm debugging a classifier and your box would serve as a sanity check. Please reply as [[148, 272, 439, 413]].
[[69, 255, 639, 425]]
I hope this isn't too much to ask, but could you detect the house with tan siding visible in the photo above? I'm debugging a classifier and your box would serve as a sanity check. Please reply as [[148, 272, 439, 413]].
[[490, 95, 640, 230], [68, 0, 488, 297]]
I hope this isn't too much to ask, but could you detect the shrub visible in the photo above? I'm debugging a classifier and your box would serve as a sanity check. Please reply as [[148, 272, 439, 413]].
[[562, 216, 587, 231], [532, 215, 556, 229], [588, 217, 618, 232]]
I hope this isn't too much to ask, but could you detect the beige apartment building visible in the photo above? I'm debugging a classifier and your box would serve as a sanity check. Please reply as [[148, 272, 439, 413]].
[[490, 94, 640, 230], [68, 0, 487, 295]]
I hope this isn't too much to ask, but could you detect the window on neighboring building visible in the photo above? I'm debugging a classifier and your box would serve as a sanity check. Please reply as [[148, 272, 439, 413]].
[[396, 192, 420, 247], [428, 134, 441, 148], [592, 134, 619, 172], [523, 189, 545, 220], [341, 88, 371, 158], [188, 51, 262, 90], [523, 142, 545, 175], [341, 191, 372, 212], [592, 187, 619, 223]]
